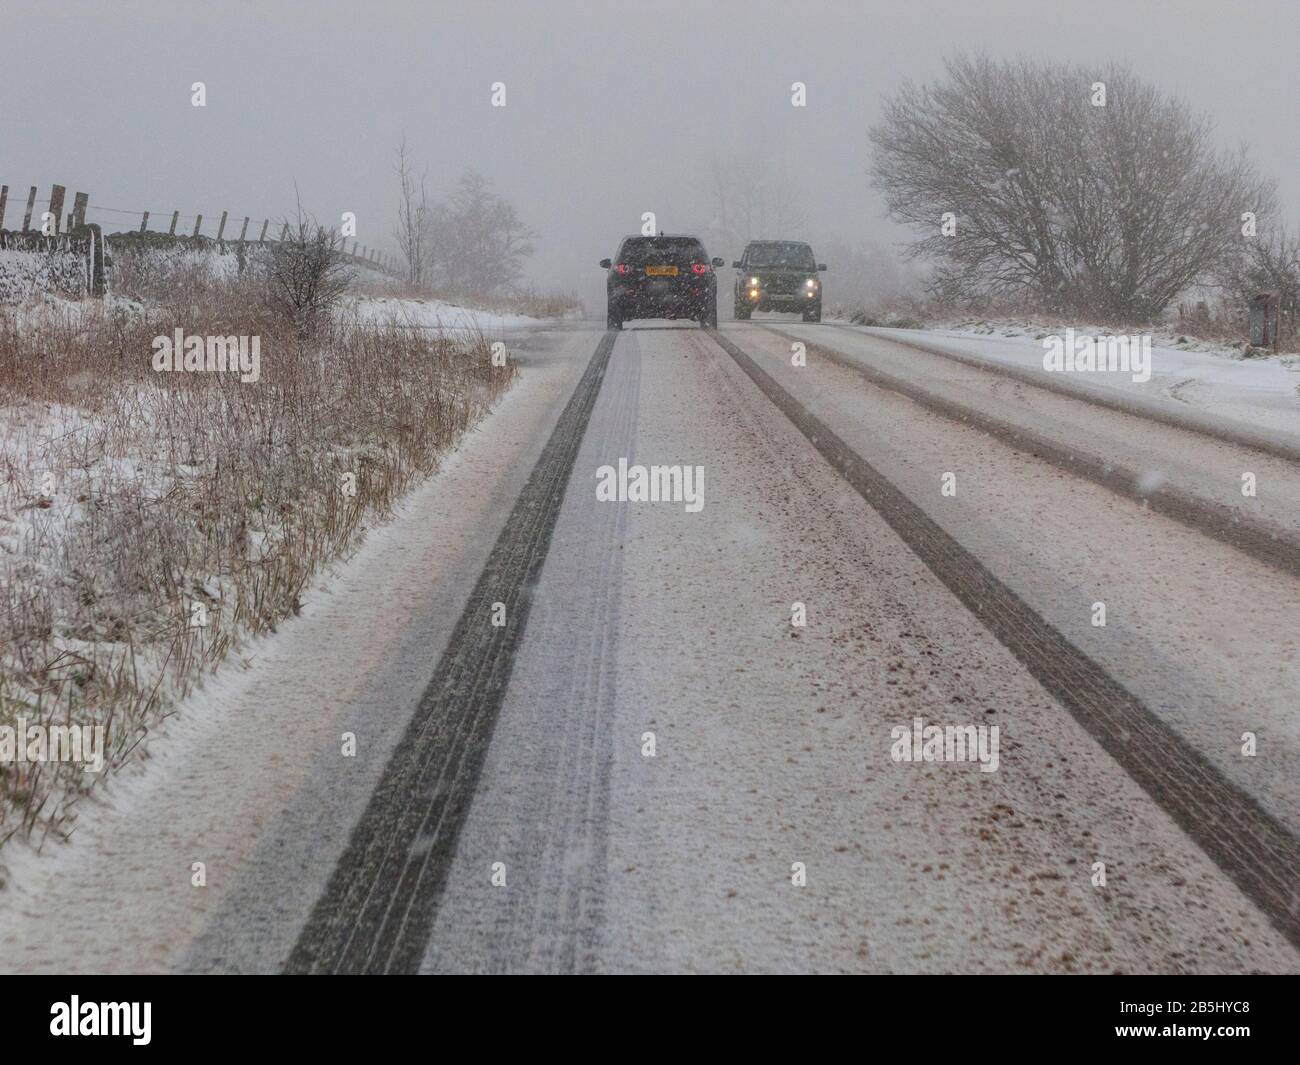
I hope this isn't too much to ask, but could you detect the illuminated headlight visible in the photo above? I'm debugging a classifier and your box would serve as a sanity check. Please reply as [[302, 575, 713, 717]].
[[805, 278, 818, 288], [749, 277, 759, 286], [749, 288, 760, 299]]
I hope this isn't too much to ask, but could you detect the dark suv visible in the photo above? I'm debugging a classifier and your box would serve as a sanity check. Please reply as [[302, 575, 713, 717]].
[[601, 235, 724, 329], [733, 240, 827, 321]]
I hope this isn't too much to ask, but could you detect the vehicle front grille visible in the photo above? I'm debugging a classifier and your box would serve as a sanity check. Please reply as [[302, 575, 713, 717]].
[[764, 276, 800, 295]]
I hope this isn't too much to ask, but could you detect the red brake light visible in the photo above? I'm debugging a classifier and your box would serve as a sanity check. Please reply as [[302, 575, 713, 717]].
[[691, 263, 709, 275], [616, 263, 629, 275]]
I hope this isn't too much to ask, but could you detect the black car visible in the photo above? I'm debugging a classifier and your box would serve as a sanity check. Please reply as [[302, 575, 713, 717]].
[[601, 235, 724, 329], [733, 240, 827, 321]]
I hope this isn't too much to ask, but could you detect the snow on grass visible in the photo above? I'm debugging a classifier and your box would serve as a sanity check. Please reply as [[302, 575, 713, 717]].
[[352, 294, 545, 334], [860, 316, 1300, 437], [0, 288, 516, 854]]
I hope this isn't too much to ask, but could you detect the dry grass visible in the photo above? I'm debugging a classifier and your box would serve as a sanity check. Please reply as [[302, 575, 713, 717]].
[[491, 285, 585, 319], [0, 278, 514, 850]]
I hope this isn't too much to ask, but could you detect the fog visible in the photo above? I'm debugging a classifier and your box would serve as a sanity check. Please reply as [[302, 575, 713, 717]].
[[3, 0, 1296, 308]]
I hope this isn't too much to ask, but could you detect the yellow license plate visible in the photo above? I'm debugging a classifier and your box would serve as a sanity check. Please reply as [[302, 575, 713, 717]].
[[644, 265, 678, 276]]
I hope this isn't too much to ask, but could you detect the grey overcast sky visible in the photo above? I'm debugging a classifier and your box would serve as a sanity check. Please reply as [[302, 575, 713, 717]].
[[3, 0, 1297, 306]]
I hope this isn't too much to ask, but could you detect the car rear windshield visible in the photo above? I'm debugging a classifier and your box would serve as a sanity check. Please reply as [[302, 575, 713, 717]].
[[619, 237, 707, 264], [745, 242, 815, 269]]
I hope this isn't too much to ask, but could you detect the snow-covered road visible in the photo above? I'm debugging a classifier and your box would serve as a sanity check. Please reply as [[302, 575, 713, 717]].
[[1, 318, 1296, 973]]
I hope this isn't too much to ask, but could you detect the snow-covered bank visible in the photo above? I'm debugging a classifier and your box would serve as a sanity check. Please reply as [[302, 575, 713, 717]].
[[0, 325, 593, 971], [861, 321, 1300, 438], [0, 292, 515, 854], [353, 295, 549, 334]]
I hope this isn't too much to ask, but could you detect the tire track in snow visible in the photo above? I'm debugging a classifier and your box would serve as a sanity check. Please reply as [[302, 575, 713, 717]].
[[448, 326, 636, 972], [757, 323, 1300, 580], [284, 329, 617, 973], [708, 326, 1300, 952]]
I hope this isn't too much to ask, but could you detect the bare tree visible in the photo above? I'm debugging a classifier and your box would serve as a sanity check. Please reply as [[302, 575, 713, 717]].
[[869, 54, 1276, 319], [707, 148, 807, 251], [393, 136, 431, 286], [1219, 223, 1300, 344], [427, 170, 535, 295], [267, 201, 354, 336]]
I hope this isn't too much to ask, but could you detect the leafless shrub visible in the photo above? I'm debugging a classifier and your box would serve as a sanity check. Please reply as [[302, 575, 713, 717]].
[[870, 54, 1276, 320], [393, 135, 432, 286], [266, 211, 354, 335], [1218, 224, 1300, 349]]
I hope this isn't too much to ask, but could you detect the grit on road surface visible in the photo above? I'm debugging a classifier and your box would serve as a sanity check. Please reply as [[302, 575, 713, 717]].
[[0, 318, 1296, 974]]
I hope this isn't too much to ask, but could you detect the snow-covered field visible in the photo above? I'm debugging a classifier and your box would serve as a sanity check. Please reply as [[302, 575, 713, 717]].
[[353, 295, 548, 334], [103, 237, 398, 297], [857, 320, 1300, 438]]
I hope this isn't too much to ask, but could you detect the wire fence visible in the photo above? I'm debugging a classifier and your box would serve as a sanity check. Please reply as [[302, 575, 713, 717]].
[[0, 180, 403, 279]]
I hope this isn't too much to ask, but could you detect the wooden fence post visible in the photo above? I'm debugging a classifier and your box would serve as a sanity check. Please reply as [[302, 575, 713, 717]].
[[280, 222, 289, 241], [259, 219, 269, 242], [22, 186, 37, 233], [86, 224, 106, 297], [48, 185, 66, 234], [238, 216, 249, 242], [140, 211, 149, 233], [169, 211, 179, 235], [0, 185, 7, 230], [193, 214, 202, 237], [217, 210, 227, 241]]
